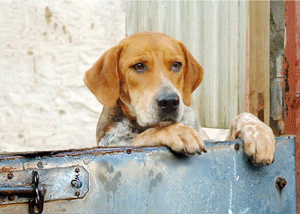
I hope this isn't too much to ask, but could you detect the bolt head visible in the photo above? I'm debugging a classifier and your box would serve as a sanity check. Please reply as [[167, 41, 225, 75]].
[[75, 167, 80, 173], [276, 177, 287, 190], [71, 179, 83, 189], [234, 143, 240, 150], [75, 191, 80, 197], [7, 173, 13, 179], [8, 195, 15, 201], [83, 158, 90, 165]]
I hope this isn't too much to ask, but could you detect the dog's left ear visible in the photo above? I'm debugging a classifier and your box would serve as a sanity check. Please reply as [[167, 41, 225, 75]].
[[180, 42, 203, 106], [84, 45, 122, 107]]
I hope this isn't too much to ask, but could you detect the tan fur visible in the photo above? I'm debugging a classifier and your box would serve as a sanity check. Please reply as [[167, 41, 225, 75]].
[[227, 113, 275, 166], [133, 123, 206, 155], [84, 31, 275, 164]]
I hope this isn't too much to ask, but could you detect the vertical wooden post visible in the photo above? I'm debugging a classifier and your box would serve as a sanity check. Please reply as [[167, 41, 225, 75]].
[[247, 0, 270, 125], [284, 1, 300, 211]]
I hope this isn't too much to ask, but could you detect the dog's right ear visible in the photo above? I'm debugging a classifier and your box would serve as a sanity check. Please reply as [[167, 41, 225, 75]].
[[84, 45, 121, 107]]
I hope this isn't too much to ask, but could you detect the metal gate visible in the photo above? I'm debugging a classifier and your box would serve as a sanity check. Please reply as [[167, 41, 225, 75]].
[[0, 137, 296, 213]]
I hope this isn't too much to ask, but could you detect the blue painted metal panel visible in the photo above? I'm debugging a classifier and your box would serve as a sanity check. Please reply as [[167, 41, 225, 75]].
[[0, 137, 296, 213]]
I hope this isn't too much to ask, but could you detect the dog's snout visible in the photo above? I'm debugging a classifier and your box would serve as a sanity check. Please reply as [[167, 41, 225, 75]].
[[156, 93, 179, 113]]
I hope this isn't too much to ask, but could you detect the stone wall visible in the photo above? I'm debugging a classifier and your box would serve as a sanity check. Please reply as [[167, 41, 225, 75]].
[[0, 1, 125, 152]]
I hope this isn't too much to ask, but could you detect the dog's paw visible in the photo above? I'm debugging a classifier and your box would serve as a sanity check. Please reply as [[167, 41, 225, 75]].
[[227, 113, 275, 166], [133, 123, 207, 155], [243, 123, 275, 166]]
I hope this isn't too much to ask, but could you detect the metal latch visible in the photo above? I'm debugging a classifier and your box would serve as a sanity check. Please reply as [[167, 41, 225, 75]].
[[0, 166, 89, 213], [0, 171, 44, 214]]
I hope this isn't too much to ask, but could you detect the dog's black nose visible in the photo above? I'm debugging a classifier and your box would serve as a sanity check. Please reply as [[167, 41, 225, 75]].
[[156, 93, 179, 113]]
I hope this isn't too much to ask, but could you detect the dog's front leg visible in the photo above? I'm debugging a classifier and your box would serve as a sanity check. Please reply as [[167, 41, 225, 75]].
[[226, 113, 275, 166], [133, 123, 207, 155]]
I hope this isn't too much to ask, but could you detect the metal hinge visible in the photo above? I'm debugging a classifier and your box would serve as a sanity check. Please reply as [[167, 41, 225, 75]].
[[0, 166, 89, 213]]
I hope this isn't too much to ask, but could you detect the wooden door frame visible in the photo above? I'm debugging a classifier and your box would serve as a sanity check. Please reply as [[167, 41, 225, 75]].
[[246, 0, 270, 125]]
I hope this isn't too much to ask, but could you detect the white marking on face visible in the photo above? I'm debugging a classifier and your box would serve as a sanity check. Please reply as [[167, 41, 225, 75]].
[[120, 97, 136, 118], [131, 77, 184, 127]]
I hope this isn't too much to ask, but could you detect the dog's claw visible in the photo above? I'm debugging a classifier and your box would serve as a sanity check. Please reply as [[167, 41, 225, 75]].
[[180, 148, 187, 156], [187, 151, 196, 156]]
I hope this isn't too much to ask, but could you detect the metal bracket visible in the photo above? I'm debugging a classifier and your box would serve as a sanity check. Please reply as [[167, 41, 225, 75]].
[[0, 166, 89, 205]]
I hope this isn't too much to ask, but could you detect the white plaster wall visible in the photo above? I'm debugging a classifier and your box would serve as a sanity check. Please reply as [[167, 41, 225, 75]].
[[0, 1, 125, 152]]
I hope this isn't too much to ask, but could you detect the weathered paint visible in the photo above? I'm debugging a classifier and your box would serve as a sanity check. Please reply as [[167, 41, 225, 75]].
[[0, 137, 296, 213], [284, 1, 300, 211], [0, 166, 89, 204]]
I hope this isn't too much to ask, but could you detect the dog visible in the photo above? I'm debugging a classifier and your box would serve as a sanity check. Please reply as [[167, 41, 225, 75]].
[[84, 31, 275, 166]]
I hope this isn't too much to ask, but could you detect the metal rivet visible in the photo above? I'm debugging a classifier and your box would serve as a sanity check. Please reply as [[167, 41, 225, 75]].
[[75, 191, 80, 197], [75, 167, 80, 173], [276, 177, 287, 190], [126, 149, 132, 154], [7, 173, 13, 179], [37, 162, 43, 169], [83, 158, 90, 165], [8, 195, 15, 201], [234, 143, 240, 150]]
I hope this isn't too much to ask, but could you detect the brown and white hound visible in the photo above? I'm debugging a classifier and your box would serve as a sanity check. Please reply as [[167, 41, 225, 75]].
[[84, 31, 275, 166]]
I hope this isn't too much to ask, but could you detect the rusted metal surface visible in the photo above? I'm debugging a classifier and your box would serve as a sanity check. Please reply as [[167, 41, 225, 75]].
[[284, 1, 300, 211], [0, 186, 36, 195], [0, 147, 144, 162], [0, 166, 89, 205], [0, 167, 15, 173], [0, 137, 296, 213], [283, 1, 300, 134], [276, 177, 287, 191]]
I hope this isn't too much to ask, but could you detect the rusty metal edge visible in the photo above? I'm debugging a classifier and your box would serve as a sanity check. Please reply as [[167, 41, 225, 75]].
[[0, 140, 242, 161], [0, 137, 293, 161]]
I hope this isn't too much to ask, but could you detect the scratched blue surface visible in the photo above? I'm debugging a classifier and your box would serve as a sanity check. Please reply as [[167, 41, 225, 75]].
[[0, 136, 296, 214]]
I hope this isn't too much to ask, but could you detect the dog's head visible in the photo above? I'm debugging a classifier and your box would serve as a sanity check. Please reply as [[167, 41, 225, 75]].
[[84, 31, 203, 127]]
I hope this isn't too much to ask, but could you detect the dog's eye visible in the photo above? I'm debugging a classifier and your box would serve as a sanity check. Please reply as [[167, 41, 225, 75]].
[[171, 62, 182, 72], [132, 63, 147, 73]]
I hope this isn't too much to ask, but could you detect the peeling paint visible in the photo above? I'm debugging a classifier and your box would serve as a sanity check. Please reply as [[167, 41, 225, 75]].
[[0, 166, 16, 172], [284, 1, 300, 210]]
